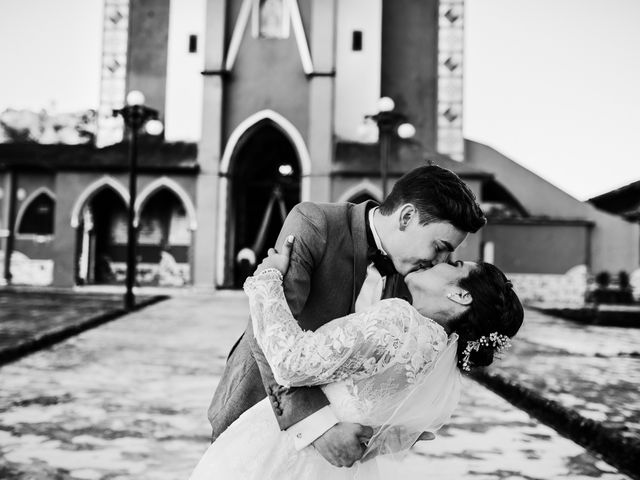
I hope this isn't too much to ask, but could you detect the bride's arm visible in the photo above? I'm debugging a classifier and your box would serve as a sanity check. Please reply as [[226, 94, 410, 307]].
[[243, 268, 443, 388]]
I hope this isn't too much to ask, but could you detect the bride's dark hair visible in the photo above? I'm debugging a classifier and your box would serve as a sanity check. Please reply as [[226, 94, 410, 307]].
[[448, 262, 524, 370]]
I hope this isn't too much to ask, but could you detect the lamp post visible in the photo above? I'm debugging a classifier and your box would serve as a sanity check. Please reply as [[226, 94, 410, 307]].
[[113, 91, 164, 310], [365, 97, 415, 197]]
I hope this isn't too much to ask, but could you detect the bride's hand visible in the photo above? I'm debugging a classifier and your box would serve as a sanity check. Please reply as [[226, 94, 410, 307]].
[[255, 235, 294, 276]]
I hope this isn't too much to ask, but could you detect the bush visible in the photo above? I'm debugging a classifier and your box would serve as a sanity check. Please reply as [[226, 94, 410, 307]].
[[618, 271, 631, 290], [595, 271, 611, 288]]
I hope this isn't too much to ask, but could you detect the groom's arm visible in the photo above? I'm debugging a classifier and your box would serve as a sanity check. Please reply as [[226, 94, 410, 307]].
[[245, 203, 335, 431], [247, 203, 371, 467]]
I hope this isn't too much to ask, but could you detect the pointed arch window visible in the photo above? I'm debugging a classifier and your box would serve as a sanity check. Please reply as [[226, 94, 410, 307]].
[[252, 0, 290, 39], [17, 192, 55, 236]]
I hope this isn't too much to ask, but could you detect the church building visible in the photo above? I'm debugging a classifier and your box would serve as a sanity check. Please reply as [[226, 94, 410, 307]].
[[0, 0, 637, 304]]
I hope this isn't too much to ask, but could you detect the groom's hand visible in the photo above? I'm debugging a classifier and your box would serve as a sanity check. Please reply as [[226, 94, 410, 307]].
[[312, 422, 373, 468]]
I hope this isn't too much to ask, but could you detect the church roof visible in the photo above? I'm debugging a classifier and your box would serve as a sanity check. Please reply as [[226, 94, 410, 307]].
[[334, 141, 493, 180], [487, 215, 594, 226], [0, 140, 199, 173], [589, 180, 640, 220]]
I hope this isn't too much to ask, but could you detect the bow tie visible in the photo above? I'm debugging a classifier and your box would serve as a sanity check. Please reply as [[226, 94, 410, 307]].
[[368, 246, 397, 277]]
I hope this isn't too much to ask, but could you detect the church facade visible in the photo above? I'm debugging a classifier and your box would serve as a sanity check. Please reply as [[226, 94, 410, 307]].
[[0, 0, 637, 303]]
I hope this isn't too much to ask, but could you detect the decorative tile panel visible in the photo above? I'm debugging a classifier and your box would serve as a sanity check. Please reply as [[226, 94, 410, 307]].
[[437, 0, 464, 161], [96, 0, 130, 147]]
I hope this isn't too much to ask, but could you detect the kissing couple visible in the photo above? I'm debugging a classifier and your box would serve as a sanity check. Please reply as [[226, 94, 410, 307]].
[[190, 165, 524, 479]]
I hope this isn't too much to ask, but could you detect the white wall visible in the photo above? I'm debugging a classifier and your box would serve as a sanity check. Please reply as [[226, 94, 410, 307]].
[[466, 139, 640, 273], [164, 0, 206, 142], [334, 0, 381, 141], [588, 206, 640, 273]]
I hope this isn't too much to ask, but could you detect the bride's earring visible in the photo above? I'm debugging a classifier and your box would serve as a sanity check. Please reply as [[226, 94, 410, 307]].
[[447, 290, 472, 306]]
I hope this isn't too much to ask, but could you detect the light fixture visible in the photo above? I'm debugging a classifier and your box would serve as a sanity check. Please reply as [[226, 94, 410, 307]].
[[113, 90, 160, 310], [278, 164, 293, 176], [145, 119, 164, 136], [397, 123, 416, 139], [364, 97, 414, 197], [377, 96, 395, 113], [126, 90, 145, 106]]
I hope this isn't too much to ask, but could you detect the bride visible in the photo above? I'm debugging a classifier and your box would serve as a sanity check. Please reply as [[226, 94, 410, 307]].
[[190, 237, 523, 479]]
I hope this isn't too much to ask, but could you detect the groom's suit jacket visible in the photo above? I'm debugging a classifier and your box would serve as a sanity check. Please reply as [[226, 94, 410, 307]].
[[208, 200, 409, 440]]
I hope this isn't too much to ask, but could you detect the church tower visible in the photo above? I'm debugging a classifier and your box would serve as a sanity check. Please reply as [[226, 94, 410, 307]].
[[94, 0, 470, 288]]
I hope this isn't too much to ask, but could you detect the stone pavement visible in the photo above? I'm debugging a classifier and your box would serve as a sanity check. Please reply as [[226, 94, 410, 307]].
[[0, 293, 632, 479], [0, 290, 163, 365], [491, 309, 640, 436]]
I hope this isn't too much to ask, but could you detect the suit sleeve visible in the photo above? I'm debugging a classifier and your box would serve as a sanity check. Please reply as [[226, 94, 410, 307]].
[[244, 203, 332, 430]]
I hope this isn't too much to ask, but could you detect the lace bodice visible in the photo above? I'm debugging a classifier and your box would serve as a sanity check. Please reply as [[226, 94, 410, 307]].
[[244, 269, 451, 424]]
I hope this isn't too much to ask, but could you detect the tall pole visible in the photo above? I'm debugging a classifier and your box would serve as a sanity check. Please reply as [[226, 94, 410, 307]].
[[3, 169, 17, 284], [114, 91, 162, 311], [124, 127, 138, 310], [379, 128, 391, 198], [365, 97, 414, 200]]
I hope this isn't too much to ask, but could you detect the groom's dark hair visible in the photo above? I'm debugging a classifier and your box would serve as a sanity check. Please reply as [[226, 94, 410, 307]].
[[379, 165, 486, 233]]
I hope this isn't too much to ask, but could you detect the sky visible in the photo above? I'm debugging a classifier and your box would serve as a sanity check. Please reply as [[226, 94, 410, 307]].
[[464, 0, 640, 200], [0, 0, 102, 112], [0, 0, 638, 200]]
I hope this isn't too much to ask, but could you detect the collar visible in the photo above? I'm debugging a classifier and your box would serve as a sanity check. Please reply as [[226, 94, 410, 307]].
[[367, 207, 388, 255]]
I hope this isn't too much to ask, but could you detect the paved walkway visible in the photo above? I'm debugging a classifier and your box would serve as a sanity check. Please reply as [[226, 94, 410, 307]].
[[0, 290, 161, 365], [0, 294, 632, 479], [0, 291, 125, 351], [491, 309, 640, 437]]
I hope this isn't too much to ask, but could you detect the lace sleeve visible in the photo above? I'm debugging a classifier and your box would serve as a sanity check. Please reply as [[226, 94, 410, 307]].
[[243, 269, 446, 388]]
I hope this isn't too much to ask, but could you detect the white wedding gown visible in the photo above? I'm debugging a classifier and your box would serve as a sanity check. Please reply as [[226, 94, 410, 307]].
[[189, 269, 462, 480]]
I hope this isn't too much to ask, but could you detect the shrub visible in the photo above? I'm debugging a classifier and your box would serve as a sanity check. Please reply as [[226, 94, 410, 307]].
[[618, 271, 630, 290], [595, 271, 611, 288]]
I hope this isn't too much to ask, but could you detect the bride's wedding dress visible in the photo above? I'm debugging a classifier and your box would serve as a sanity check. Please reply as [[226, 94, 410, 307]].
[[190, 269, 462, 480]]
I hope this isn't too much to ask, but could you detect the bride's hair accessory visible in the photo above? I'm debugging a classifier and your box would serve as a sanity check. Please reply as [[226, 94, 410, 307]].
[[461, 332, 511, 372]]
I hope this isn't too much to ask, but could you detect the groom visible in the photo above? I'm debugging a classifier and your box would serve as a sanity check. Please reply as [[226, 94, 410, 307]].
[[208, 165, 486, 467]]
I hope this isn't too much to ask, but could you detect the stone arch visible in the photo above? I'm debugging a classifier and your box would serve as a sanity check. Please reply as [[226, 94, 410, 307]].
[[216, 109, 311, 286], [219, 109, 311, 178], [70, 176, 129, 228], [134, 177, 197, 230], [15, 187, 56, 236]]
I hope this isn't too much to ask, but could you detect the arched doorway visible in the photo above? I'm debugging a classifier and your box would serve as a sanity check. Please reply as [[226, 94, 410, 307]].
[[137, 188, 192, 286], [75, 187, 128, 285], [227, 121, 302, 287]]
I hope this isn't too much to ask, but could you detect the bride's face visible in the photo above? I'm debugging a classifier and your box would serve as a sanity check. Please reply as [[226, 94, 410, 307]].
[[405, 261, 478, 320]]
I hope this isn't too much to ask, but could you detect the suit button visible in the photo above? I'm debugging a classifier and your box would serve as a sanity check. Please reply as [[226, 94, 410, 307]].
[[296, 433, 302, 439]]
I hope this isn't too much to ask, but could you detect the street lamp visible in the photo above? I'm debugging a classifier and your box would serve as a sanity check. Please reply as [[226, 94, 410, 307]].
[[113, 90, 163, 310], [365, 97, 415, 197]]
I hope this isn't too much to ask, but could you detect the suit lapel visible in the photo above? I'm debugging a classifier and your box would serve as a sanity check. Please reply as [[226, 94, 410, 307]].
[[349, 201, 376, 312]]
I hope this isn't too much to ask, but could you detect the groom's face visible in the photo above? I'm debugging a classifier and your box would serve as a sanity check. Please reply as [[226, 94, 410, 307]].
[[391, 219, 468, 276]]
